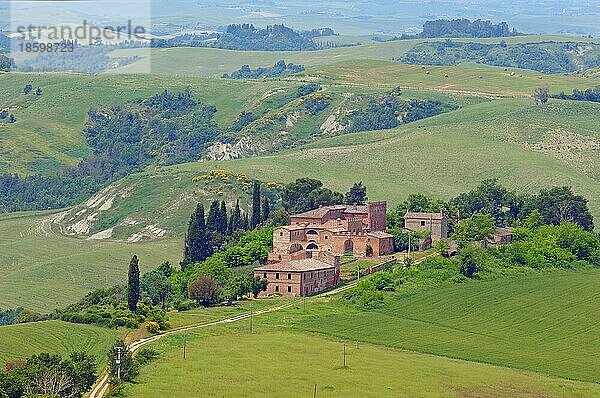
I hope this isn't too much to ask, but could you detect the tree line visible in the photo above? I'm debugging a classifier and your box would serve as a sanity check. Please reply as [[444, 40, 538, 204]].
[[403, 40, 600, 74], [151, 24, 322, 51], [222, 60, 305, 79], [0, 88, 220, 213]]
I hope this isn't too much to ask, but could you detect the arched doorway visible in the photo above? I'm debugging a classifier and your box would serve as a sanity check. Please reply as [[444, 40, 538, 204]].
[[306, 243, 319, 250], [290, 243, 303, 254], [344, 239, 354, 255]]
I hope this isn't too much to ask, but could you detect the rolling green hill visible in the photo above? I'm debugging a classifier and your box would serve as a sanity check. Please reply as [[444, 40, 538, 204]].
[[0, 211, 181, 311], [2, 93, 600, 311], [0, 73, 292, 175], [2, 58, 598, 176], [107, 35, 600, 77], [0, 320, 118, 368], [122, 270, 600, 397], [126, 329, 600, 398]]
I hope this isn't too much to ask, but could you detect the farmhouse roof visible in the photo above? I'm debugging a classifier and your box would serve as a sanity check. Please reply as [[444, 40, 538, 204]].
[[292, 205, 347, 219], [368, 231, 394, 239], [404, 211, 445, 220], [494, 227, 514, 236], [255, 259, 335, 272]]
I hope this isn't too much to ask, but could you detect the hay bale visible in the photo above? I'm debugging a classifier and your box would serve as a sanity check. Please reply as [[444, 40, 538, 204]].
[[444, 74, 449, 78], [425, 71, 430, 75]]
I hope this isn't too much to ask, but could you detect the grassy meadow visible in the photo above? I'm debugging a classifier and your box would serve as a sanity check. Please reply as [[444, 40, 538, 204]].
[[126, 330, 600, 398], [0, 211, 181, 311], [291, 270, 600, 383], [0, 320, 118, 369], [118, 269, 600, 397], [107, 34, 600, 77]]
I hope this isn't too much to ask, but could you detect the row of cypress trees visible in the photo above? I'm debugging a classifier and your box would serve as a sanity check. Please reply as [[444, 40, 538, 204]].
[[181, 181, 270, 270]]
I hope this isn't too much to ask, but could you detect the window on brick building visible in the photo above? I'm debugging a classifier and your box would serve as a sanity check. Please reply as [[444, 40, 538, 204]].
[[287, 273, 292, 279], [421, 221, 426, 226], [276, 273, 280, 279], [275, 285, 279, 292], [287, 286, 292, 293], [263, 272, 267, 278]]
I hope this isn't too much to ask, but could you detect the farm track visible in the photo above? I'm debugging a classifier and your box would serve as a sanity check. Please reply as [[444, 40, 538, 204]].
[[88, 303, 293, 398]]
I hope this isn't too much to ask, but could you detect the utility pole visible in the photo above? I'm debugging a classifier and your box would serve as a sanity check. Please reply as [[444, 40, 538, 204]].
[[115, 346, 123, 380], [303, 294, 306, 312], [407, 234, 411, 265], [250, 299, 253, 334]]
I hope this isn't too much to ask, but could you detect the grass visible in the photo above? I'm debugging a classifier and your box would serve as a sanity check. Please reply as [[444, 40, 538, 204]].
[[124, 327, 600, 397], [166, 297, 291, 329], [312, 59, 599, 97], [0, 320, 118, 369], [3, 93, 600, 311], [0, 211, 181, 311], [107, 35, 600, 77], [291, 269, 600, 383], [0, 72, 292, 175]]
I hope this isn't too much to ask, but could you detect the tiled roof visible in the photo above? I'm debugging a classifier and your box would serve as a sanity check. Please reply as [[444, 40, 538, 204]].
[[368, 231, 394, 239], [495, 227, 514, 236], [255, 259, 335, 272], [291, 205, 347, 219], [344, 205, 369, 214], [405, 212, 444, 220]]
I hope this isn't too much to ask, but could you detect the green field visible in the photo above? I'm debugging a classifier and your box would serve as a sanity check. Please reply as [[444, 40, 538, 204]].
[[293, 270, 600, 383], [3, 92, 600, 311], [108, 35, 600, 77], [125, 330, 600, 398], [0, 73, 290, 175], [0, 320, 118, 368], [0, 211, 180, 311], [122, 270, 600, 396]]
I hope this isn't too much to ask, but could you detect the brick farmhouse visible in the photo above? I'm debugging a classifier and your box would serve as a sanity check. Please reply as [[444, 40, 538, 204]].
[[255, 202, 394, 296]]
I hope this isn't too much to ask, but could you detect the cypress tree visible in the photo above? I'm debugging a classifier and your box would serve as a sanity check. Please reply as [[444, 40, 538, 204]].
[[219, 201, 228, 234], [206, 200, 220, 233], [128, 255, 140, 312], [232, 199, 242, 232], [227, 211, 234, 235], [242, 213, 249, 231], [251, 180, 261, 229], [261, 196, 270, 222], [182, 203, 211, 269]]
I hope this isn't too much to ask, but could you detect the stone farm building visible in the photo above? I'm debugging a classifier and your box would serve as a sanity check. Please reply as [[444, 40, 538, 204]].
[[269, 201, 394, 263], [254, 252, 340, 297], [404, 210, 449, 249]]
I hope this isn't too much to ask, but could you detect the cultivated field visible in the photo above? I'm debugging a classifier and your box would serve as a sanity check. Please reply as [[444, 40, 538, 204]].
[[0, 320, 118, 368], [107, 35, 600, 77], [296, 270, 600, 383], [0, 211, 181, 311], [118, 269, 600, 397]]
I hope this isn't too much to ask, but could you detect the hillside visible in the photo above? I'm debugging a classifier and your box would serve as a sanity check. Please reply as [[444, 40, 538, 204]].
[[2, 59, 598, 177], [0, 73, 293, 175], [0, 211, 181, 311], [0, 320, 118, 368], [122, 270, 600, 397], [50, 95, 600, 241], [107, 35, 600, 77]]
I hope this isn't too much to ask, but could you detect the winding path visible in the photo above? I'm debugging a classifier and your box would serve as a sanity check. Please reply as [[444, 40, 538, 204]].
[[88, 303, 292, 398]]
